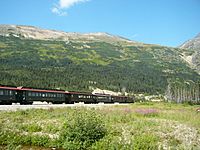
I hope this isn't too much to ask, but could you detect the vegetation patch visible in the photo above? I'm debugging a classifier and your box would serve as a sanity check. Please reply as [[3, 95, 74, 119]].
[[0, 102, 200, 149]]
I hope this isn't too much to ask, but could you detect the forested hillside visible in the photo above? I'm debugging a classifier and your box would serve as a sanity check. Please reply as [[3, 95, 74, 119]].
[[0, 25, 199, 95]]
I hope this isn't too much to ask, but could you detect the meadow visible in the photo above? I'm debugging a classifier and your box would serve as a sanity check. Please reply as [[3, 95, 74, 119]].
[[0, 102, 200, 150]]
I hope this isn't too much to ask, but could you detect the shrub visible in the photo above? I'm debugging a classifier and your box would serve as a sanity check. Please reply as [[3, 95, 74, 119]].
[[60, 109, 107, 149]]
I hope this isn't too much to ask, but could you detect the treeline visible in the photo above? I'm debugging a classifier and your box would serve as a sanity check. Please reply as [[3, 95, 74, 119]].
[[165, 79, 200, 104], [0, 62, 168, 94]]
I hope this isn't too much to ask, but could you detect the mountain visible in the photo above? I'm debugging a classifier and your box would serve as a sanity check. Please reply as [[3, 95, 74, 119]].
[[0, 25, 199, 94], [0, 25, 137, 45], [180, 33, 200, 50], [179, 33, 200, 73]]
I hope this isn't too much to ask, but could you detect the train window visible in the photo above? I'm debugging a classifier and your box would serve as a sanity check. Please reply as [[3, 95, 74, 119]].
[[0, 90, 3, 95], [7, 90, 10, 95], [42, 93, 45, 97], [9, 90, 12, 95], [5, 90, 9, 95], [3, 90, 6, 95], [98, 96, 105, 100], [51, 93, 54, 97]]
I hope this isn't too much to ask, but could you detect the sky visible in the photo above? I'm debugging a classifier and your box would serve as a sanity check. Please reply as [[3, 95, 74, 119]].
[[0, 0, 199, 47]]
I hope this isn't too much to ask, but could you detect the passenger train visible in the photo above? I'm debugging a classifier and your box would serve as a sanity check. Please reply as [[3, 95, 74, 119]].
[[0, 85, 134, 105]]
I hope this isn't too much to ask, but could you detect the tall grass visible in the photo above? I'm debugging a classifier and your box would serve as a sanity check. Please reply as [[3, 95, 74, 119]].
[[0, 102, 200, 149]]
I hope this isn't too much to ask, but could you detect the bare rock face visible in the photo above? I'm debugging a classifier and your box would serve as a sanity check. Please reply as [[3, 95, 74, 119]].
[[180, 33, 200, 50], [0, 24, 135, 45], [179, 33, 200, 74]]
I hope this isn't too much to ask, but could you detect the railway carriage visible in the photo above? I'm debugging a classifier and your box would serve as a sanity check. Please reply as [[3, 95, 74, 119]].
[[18, 87, 67, 104], [111, 95, 134, 103], [111, 95, 126, 103], [68, 92, 96, 104], [94, 93, 112, 103], [0, 85, 18, 105]]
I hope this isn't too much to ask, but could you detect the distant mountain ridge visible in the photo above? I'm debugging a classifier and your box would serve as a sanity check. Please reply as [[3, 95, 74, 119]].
[[0, 24, 137, 45], [0, 24, 199, 94]]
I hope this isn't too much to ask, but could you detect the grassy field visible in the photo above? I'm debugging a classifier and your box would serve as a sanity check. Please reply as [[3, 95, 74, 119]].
[[0, 102, 200, 150]]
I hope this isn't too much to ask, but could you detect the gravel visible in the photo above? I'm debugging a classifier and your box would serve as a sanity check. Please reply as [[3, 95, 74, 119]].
[[0, 102, 128, 111]]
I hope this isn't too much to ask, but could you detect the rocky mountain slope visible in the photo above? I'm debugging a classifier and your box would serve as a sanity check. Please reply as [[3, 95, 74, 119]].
[[180, 33, 200, 49], [0, 25, 137, 45], [179, 33, 200, 73], [0, 25, 199, 94]]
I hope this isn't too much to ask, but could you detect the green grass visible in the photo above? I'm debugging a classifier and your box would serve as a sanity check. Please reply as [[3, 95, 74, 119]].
[[0, 102, 200, 150]]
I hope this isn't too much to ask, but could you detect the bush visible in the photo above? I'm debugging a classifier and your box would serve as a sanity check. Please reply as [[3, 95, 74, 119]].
[[60, 109, 107, 149]]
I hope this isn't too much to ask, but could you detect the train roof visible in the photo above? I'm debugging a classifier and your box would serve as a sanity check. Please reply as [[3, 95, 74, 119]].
[[18, 87, 66, 94], [0, 85, 66, 93], [0, 85, 19, 90], [67, 91, 93, 95], [93, 93, 130, 98]]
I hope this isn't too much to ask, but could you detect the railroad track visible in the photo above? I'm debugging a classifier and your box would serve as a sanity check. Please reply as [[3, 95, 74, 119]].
[[0, 102, 129, 111]]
